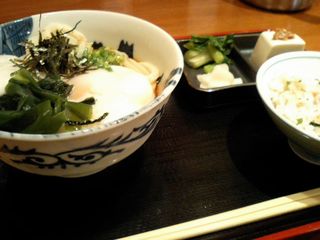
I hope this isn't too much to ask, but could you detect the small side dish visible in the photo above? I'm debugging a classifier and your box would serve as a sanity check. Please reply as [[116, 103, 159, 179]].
[[183, 35, 243, 89], [256, 51, 320, 164], [269, 63, 320, 138], [251, 28, 305, 71], [197, 63, 242, 88]]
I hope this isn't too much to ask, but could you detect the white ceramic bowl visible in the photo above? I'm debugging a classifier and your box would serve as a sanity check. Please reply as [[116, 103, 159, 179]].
[[256, 51, 320, 164], [0, 10, 184, 177]]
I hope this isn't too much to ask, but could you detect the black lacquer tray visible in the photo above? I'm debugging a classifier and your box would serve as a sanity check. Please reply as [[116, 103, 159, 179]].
[[1, 34, 320, 240]]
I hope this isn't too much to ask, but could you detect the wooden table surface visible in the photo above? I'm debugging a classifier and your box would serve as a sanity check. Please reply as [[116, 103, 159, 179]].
[[0, 0, 319, 50], [1, 1, 320, 239]]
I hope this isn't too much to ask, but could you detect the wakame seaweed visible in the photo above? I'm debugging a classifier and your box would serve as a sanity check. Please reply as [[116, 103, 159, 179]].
[[0, 69, 96, 133], [38, 77, 73, 98]]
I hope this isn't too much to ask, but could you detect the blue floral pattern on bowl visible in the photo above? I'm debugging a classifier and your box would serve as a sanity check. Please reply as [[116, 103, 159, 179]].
[[1, 106, 165, 169], [0, 10, 184, 177], [0, 17, 33, 56]]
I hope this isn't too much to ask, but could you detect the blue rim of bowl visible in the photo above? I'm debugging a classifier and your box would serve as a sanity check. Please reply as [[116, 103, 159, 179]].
[[0, 10, 184, 141], [256, 50, 320, 142]]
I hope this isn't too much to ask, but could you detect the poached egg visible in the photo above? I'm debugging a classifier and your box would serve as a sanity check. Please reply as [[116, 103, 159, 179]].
[[67, 66, 155, 122]]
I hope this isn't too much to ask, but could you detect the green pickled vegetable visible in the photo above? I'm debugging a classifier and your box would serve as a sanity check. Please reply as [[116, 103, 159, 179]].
[[184, 49, 212, 69], [207, 44, 225, 64], [203, 64, 215, 74], [183, 34, 234, 69]]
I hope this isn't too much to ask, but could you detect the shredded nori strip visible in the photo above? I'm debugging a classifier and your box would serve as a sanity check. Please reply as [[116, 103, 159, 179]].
[[11, 21, 123, 79], [80, 97, 96, 105], [92, 41, 103, 50], [310, 121, 320, 127]]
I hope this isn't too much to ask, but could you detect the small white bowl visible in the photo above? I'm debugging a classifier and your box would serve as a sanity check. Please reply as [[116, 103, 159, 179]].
[[0, 10, 184, 177], [256, 51, 320, 164]]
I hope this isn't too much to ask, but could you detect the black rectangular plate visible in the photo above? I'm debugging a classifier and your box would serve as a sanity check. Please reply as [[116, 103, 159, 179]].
[[178, 33, 259, 93]]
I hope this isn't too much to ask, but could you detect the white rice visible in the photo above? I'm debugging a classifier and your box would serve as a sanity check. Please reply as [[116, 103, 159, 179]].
[[269, 74, 320, 138]]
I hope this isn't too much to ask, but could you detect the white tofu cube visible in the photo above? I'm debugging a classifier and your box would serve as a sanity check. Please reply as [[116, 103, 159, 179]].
[[251, 30, 305, 71]]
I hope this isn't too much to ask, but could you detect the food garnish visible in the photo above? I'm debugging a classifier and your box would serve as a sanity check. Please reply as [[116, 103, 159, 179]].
[[0, 24, 126, 134], [12, 28, 124, 79], [273, 28, 295, 40]]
